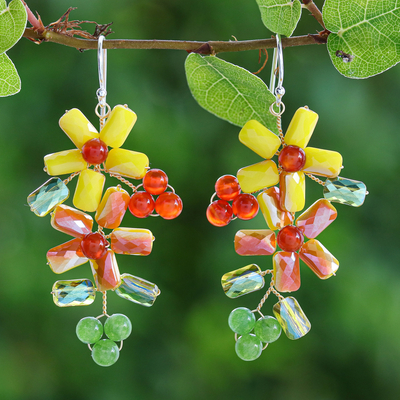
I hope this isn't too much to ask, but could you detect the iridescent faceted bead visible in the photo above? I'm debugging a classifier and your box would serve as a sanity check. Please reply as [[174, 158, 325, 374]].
[[235, 334, 263, 361], [237, 160, 279, 193], [81, 232, 108, 260], [299, 239, 339, 279], [323, 177, 367, 207], [295, 199, 337, 239], [206, 200, 233, 227], [228, 307, 256, 334], [76, 317, 103, 344], [110, 228, 153, 256], [104, 314, 132, 341], [279, 171, 306, 212], [277, 226, 304, 252], [232, 194, 259, 220], [52, 279, 96, 307], [143, 169, 168, 195], [59, 108, 98, 149], [234, 229, 276, 256], [105, 148, 149, 179], [114, 273, 160, 307], [128, 191, 155, 218], [273, 296, 311, 340], [73, 169, 105, 212], [254, 316, 281, 343], [100, 105, 137, 148], [47, 238, 88, 273], [273, 252, 301, 292], [155, 192, 183, 220], [278, 145, 306, 172], [239, 120, 281, 159], [91, 339, 120, 367], [221, 264, 264, 298], [257, 187, 293, 230], [44, 149, 86, 176], [303, 147, 343, 178], [51, 204, 93, 238], [95, 186, 130, 229], [81, 138, 108, 165], [215, 175, 241, 201], [27, 177, 69, 217], [90, 250, 121, 291], [284, 107, 318, 149]]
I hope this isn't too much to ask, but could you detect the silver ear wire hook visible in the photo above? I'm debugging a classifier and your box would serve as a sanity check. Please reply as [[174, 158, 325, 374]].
[[269, 34, 285, 115], [96, 35, 108, 123]]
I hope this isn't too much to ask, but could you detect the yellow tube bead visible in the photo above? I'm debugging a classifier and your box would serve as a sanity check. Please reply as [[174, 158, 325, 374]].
[[303, 147, 343, 178], [44, 149, 86, 176], [105, 148, 149, 179], [59, 109, 99, 149], [280, 171, 306, 212], [100, 105, 137, 148], [237, 160, 279, 193], [73, 169, 105, 212], [284, 107, 319, 149], [239, 120, 281, 159]]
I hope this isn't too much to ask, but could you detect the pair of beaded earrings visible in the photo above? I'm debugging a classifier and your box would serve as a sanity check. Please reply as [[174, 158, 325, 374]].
[[27, 35, 367, 366]]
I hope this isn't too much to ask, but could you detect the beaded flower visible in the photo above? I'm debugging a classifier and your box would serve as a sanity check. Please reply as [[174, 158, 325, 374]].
[[44, 105, 149, 212]]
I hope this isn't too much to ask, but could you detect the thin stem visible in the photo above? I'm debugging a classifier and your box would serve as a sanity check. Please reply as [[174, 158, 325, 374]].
[[303, 0, 325, 30], [23, 28, 328, 54]]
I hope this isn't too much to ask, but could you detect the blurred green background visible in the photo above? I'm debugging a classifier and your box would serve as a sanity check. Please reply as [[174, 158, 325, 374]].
[[1, 0, 399, 399]]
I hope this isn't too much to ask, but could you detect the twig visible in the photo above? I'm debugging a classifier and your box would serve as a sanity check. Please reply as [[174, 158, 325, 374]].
[[303, 0, 325, 29]]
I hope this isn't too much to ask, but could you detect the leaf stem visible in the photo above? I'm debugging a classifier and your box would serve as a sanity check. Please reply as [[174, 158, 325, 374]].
[[23, 28, 327, 53], [302, 0, 325, 30]]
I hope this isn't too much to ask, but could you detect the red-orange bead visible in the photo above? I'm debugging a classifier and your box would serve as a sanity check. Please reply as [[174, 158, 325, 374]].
[[81, 232, 108, 260], [232, 194, 259, 220], [143, 169, 168, 195], [155, 192, 183, 220], [278, 145, 306, 172], [206, 200, 233, 227], [277, 225, 304, 252], [215, 175, 241, 201], [129, 191, 155, 218], [81, 138, 108, 165]]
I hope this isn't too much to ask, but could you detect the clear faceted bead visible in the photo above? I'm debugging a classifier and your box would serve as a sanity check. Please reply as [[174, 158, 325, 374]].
[[52, 279, 96, 307], [323, 177, 367, 207]]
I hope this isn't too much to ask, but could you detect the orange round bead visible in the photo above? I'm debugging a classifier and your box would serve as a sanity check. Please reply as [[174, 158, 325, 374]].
[[81, 138, 108, 165], [81, 232, 108, 260], [215, 175, 241, 201], [128, 191, 155, 218], [277, 225, 304, 252], [143, 169, 168, 195], [155, 192, 183, 220], [206, 200, 233, 227], [232, 194, 259, 220], [278, 145, 306, 172]]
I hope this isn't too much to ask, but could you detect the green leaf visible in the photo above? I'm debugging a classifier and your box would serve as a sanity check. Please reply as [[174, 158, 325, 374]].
[[185, 53, 277, 131], [0, 0, 27, 54], [323, 0, 400, 78], [0, 52, 21, 96], [255, 0, 302, 37]]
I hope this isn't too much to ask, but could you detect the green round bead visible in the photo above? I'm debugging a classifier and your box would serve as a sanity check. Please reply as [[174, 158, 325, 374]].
[[91, 339, 120, 367], [254, 316, 282, 343], [104, 314, 132, 341], [228, 307, 256, 335], [235, 333, 263, 361], [76, 317, 103, 344]]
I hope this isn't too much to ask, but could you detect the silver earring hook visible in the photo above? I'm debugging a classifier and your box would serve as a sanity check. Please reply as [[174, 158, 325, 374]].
[[269, 34, 285, 113], [97, 35, 107, 119]]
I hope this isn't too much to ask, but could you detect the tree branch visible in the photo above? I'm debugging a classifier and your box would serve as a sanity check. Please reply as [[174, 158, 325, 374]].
[[23, 28, 328, 54], [302, 0, 325, 30]]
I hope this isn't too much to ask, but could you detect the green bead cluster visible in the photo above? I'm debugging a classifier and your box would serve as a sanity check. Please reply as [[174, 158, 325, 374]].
[[76, 313, 132, 367], [228, 307, 282, 361]]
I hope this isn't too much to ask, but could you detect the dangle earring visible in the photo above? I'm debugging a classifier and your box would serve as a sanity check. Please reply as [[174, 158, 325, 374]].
[[27, 36, 183, 367], [207, 34, 367, 361]]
